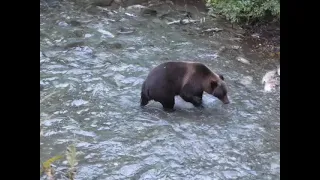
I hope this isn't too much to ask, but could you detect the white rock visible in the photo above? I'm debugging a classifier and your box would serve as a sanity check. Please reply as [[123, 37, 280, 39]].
[[126, 5, 147, 10], [262, 70, 276, 84], [84, 34, 93, 38], [262, 70, 279, 92], [58, 21, 68, 27], [236, 57, 250, 64], [251, 33, 260, 38], [71, 99, 89, 107]]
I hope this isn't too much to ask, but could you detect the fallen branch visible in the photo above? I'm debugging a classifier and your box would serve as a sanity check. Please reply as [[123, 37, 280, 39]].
[[202, 27, 223, 33], [167, 19, 199, 25], [167, 17, 206, 25], [125, 12, 136, 17], [96, 6, 109, 12]]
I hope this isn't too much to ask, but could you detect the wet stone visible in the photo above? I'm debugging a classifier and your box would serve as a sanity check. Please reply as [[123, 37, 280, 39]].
[[69, 20, 82, 26], [64, 41, 85, 49], [141, 8, 157, 16], [117, 26, 135, 34], [98, 41, 123, 49], [72, 30, 85, 38], [92, 0, 114, 7]]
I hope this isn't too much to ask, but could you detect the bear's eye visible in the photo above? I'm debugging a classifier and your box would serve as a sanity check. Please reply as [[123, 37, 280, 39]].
[[214, 87, 223, 97], [219, 74, 224, 80], [221, 88, 226, 95]]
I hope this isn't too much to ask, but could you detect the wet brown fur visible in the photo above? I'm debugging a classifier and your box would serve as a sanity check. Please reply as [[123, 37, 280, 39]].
[[140, 61, 229, 111]]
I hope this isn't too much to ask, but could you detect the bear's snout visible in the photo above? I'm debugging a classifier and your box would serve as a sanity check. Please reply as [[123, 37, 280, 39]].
[[222, 96, 230, 104]]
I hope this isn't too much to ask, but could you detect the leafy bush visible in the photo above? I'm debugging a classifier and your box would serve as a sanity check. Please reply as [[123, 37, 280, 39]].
[[206, 0, 280, 24]]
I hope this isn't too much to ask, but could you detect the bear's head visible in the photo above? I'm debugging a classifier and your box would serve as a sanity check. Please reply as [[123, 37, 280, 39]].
[[210, 74, 230, 104]]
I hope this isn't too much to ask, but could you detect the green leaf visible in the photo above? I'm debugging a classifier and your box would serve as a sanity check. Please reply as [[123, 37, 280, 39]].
[[42, 155, 63, 170], [66, 144, 78, 168]]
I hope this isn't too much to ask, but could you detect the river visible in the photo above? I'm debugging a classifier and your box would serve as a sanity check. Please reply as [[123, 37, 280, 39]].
[[40, 0, 280, 179]]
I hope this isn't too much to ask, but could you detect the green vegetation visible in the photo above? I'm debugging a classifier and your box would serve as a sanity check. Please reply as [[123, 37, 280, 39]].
[[206, 0, 280, 24], [40, 155, 63, 178], [40, 144, 78, 180], [41, 89, 78, 180], [66, 144, 78, 180]]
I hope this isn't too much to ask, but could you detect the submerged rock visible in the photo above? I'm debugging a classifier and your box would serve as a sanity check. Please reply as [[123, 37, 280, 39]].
[[69, 20, 82, 27], [98, 41, 123, 49], [71, 30, 85, 38], [64, 41, 85, 49], [141, 8, 157, 16], [117, 26, 135, 34]]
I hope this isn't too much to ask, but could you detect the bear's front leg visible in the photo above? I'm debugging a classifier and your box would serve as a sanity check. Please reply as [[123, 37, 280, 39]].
[[180, 94, 203, 107], [191, 96, 204, 107], [180, 84, 203, 107]]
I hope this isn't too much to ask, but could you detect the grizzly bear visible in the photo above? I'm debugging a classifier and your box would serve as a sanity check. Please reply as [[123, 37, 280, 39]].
[[140, 61, 229, 111]]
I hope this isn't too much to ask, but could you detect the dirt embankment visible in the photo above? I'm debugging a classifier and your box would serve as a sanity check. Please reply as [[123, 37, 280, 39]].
[[64, 0, 280, 61], [172, 0, 281, 60]]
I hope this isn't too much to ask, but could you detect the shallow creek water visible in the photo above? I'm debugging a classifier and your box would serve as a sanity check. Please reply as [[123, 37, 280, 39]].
[[40, 1, 280, 179]]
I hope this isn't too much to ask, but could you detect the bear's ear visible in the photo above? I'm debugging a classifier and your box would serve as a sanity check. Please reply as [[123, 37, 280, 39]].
[[218, 74, 224, 80], [211, 80, 218, 89]]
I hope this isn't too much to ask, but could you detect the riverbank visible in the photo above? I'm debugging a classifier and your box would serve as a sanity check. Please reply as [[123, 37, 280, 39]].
[[144, 0, 280, 62], [241, 21, 280, 59], [157, 0, 281, 62]]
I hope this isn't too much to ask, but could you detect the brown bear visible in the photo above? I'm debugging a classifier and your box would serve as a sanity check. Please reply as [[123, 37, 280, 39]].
[[140, 61, 229, 111]]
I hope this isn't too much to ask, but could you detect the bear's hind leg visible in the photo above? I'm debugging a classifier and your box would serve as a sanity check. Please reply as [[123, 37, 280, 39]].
[[140, 92, 150, 106], [159, 97, 175, 112]]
